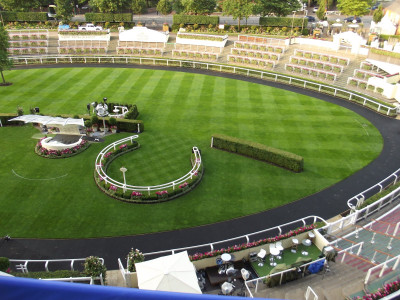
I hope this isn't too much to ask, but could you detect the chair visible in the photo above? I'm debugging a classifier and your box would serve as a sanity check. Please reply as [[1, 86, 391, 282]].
[[275, 241, 284, 260], [291, 238, 299, 253], [269, 244, 278, 267], [241, 268, 250, 281], [257, 249, 266, 266]]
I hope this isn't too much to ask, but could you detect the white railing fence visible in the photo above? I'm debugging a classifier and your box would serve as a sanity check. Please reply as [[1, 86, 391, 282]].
[[305, 286, 319, 300], [11, 55, 398, 116], [40, 274, 104, 285], [118, 258, 130, 287], [347, 167, 400, 209], [364, 254, 400, 286], [94, 135, 202, 194], [9, 258, 103, 274]]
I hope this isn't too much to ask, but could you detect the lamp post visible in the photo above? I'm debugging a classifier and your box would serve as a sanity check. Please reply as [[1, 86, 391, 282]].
[[301, 3, 307, 34], [120, 167, 127, 193], [95, 97, 109, 135], [290, 11, 296, 44]]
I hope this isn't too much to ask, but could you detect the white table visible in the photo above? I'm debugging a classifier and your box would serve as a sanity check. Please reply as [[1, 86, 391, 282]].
[[270, 247, 280, 266], [221, 253, 231, 262], [291, 238, 299, 253], [302, 239, 311, 256]]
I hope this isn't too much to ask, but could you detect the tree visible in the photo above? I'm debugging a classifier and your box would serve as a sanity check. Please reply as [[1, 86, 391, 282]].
[[373, 5, 384, 23], [88, 0, 130, 13], [337, 0, 373, 18], [181, 0, 216, 15], [0, 24, 13, 86], [131, 0, 147, 14], [222, 0, 255, 31], [156, 0, 172, 17], [255, 0, 301, 17], [55, 0, 74, 21], [172, 0, 184, 14], [0, 0, 41, 11]]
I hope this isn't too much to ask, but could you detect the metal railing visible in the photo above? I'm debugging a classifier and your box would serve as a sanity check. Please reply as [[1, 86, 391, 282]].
[[364, 254, 400, 285], [40, 274, 104, 285], [11, 55, 398, 116], [347, 167, 400, 209], [9, 258, 104, 273], [94, 135, 202, 194], [305, 286, 319, 300]]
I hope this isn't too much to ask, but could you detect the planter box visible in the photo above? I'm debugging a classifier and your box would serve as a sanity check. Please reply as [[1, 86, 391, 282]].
[[176, 36, 228, 48], [58, 34, 110, 42]]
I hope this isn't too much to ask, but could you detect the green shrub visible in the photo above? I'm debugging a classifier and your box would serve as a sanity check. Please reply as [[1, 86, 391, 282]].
[[212, 134, 304, 172], [367, 85, 375, 91], [13, 270, 83, 279], [259, 17, 305, 27], [117, 119, 144, 133], [0, 257, 9, 272], [2, 11, 47, 21], [173, 15, 219, 25], [84, 256, 106, 280], [124, 104, 139, 119], [85, 13, 132, 22], [359, 83, 367, 89], [377, 87, 384, 93]]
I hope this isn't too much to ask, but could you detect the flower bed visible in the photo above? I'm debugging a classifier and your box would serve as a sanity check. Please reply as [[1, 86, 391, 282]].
[[177, 32, 228, 42], [173, 50, 218, 60], [58, 30, 110, 36], [35, 138, 89, 159], [116, 47, 164, 56], [58, 47, 107, 55], [9, 40, 48, 47], [289, 56, 344, 73], [231, 48, 280, 60], [238, 35, 286, 46], [234, 41, 285, 53], [8, 47, 48, 55], [285, 64, 337, 81], [228, 55, 276, 69], [189, 224, 316, 261], [294, 49, 349, 66], [353, 278, 400, 300]]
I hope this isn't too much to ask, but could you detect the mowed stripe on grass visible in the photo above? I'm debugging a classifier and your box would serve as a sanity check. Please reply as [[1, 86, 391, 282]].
[[0, 68, 383, 238]]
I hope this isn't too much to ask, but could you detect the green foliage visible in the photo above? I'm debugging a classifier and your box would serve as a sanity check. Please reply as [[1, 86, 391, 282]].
[[89, 0, 130, 13], [124, 104, 139, 119], [370, 47, 400, 59], [212, 134, 304, 172], [1, 11, 48, 21], [0, 0, 40, 12], [117, 119, 143, 132], [255, 0, 301, 17], [337, 0, 373, 18], [84, 256, 106, 279], [316, 5, 326, 20], [55, 0, 74, 22], [13, 270, 84, 279], [0, 24, 13, 84], [172, 0, 184, 14], [157, 0, 172, 16], [359, 180, 400, 209], [91, 115, 99, 125], [127, 248, 144, 272], [172, 14, 219, 25], [373, 5, 384, 23], [85, 13, 132, 22], [108, 117, 117, 126], [131, 0, 147, 14], [259, 17, 305, 27], [0, 257, 9, 272], [222, 0, 255, 30], [181, 0, 216, 15], [84, 119, 92, 127]]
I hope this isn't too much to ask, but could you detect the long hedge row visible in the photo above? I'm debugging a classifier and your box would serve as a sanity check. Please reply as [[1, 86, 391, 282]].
[[173, 15, 219, 25], [85, 13, 132, 22], [259, 17, 307, 27], [1, 11, 48, 22], [212, 134, 304, 172]]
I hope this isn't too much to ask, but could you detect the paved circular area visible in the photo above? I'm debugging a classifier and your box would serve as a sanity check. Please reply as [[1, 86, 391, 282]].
[[2, 64, 399, 269]]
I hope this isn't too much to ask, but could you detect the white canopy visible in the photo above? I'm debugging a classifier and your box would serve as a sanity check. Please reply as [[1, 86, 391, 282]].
[[135, 251, 202, 294], [366, 59, 400, 75], [119, 27, 169, 43], [9, 115, 84, 127]]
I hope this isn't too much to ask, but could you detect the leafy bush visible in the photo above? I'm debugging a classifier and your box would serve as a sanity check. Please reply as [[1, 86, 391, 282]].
[[0, 257, 9, 272], [173, 15, 219, 25], [13, 270, 83, 279], [85, 13, 132, 22], [377, 87, 384, 93], [84, 256, 106, 280], [2, 11, 47, 21], [212, 134, 304, 172], [259, 17, 306, 27], [127, 248, 145, 272], [117, 119, 143, 132], [359, 83, 367, 89], [124, 104, 139, 120]]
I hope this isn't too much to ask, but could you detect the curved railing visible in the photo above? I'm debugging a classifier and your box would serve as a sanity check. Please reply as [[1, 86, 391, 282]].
[[94, 135, 202, 194], [11, 55, 398, 116], [347, 167, 400, 209]]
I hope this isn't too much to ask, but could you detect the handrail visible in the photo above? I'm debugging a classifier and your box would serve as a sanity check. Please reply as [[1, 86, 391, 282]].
[[94, 135, 202, 193], [9, 258, 104, 273], [364, 254, 400, 285], [305, 286, 319, 300], [347, 168, 400, 209], [10, 55, 398, 116]]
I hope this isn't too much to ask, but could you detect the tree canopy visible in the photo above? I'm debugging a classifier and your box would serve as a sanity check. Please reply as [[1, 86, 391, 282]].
[[337, 0, 374, 17], [373, 4, 384, 23], [55, 0, 74, 21], [181, 0, 216, 15], [88, 0, 130, 13], [131, 0, 147, 14], [222, 0, 256, 30], [0, 24, 13, 85], [255, 0, 301, 17], [156, 0, 172, 16]]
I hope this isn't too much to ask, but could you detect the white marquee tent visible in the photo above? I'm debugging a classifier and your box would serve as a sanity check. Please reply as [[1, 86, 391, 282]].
[[119, 27, 169, 43], [135, 251, 202, 294]]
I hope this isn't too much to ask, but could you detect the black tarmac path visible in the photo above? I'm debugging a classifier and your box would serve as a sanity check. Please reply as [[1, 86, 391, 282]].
[[1, 64, 400, 270]]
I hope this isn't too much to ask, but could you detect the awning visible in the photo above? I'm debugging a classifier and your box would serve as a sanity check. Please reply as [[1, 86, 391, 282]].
[[9, 115, 84, 127]]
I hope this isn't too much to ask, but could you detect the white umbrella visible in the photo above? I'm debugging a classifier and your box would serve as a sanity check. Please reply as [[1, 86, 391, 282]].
[[136, 251, 202, 294], [0, 271, 13, 277]]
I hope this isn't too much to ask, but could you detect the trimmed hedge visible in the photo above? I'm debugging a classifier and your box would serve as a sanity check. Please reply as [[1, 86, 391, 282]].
[[2, 11, 48, 22], [173, 15, 219, 25], [85, 13, 132, 22], [116, 119, 143, 133], [0, 113, 20, 125], [12, 270, 84, 279], [370, 48, 400, 59], [259, 17, 307, 28], [212, 134, 304, 172]]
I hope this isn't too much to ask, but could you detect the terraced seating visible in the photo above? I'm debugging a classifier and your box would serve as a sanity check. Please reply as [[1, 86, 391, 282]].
[[231, 48, 281, 61], [234, 41, 286, 54], [9, 40, 48, 48], [8, 47, 48, 55], [58, 47, 108, 54], [117, 47, 164, 56], [237, 35, 287, 47], [289, 56, 344, 73], [227, 55, 276, 69], [285, 64, 337, 81], [172, 50, 218, 60], [294, 49, 350, 66]]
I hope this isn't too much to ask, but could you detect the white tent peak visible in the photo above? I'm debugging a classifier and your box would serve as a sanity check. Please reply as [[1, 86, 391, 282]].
[[119, 27, 169, 43]]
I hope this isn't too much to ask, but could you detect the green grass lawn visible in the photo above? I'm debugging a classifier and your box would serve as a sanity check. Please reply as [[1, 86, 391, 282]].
[[0, 67, 383, 238]]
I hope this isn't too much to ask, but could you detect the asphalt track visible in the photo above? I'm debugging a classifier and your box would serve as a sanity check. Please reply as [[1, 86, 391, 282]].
[[1, 64, 400, 269]]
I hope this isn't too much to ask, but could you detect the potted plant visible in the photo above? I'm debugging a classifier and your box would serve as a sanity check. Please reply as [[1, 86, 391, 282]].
[[163, 23, 169, 31], [91, 115, 99, 131], [84, 256, 107, 281], [127, 248, 145, 272]]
